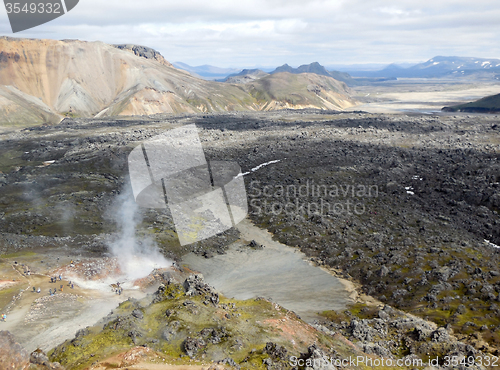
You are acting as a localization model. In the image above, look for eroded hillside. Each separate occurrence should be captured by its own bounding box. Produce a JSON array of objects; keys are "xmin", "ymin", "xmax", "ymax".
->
[{"xmin": 0, "ymin": 37, "xmax": 358, "ymax": 129}]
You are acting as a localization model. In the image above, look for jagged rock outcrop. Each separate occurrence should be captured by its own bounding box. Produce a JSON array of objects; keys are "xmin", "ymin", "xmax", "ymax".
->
[
  {"xmin": 0, "ymin": 331, "xmax": 63, "ymax": 370},
  {"xmin": 0, "ymin": 331, "xmax": 30, "ymax": 369},
  {"xmin": 114, "ymin": 44, "xmax": 173, "ymax": 67},
  {"xmin": 30, "ymin": 349, "xmax": 64, "ymax": 369}
]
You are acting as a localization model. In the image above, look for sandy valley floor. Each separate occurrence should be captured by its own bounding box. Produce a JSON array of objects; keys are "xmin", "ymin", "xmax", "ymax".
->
[{"xmin": 353, "ymin": 80, "xmax": 500, "ymax": 113}]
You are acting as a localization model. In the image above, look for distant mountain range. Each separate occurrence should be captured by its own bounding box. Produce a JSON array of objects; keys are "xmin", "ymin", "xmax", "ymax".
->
[
  {"xmin": 326, "ymin": 62, "xmax": 417, "ymax": 72},
  {"xmin": 175, "ymin": 57, "xmax": 500, "ymax": 82},
  {"xmin": 0, "ymin": 37, "xmax": 358, "ymax": 128},
  {"xmin": 349, "ymin": 56, "xmax": 500, "ymax": 79},
  {"xmin": 272, "ymin": 62, "xmax": 332, "ymax": 77},
  {"xmin": 219, "ymin": 62, "xmax": 357, "ymax": 86},
  {"xmin": 442, "ymin": 93, "xmax": 500, "ymax": 113}
]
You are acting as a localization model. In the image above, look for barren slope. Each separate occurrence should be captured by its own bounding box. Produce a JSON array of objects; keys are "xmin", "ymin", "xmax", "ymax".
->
[
  {"xmin": 0, "ymin": 37, "xmax": 358, "ymax": 128},
  {"xmin": 245, "ymin": 72, "xmax": 358, "ymax": 110},
  {"xmin": 442, "ymin": 92, "xmax": 500, "ymax": 113},
  {"xmin": 0, "ymin": 37, "xmax": 254, "ymax": 122}
]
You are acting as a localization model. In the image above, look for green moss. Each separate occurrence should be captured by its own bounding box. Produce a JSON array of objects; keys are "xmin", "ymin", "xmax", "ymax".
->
[
  {"xmin": 61, "ymin": 112, "xmax": 79, "ymax": 118},
  {"xmin": 0, "ymin": 285, "xmax": 24, "ymax": 311},
  {"xmin": 320, "ymin": 309, "xmax": 349, "ymax": 323},
  {"xmin": 50, "ymin": 281, "xmax": 386, "ymax": 370},
  {"xmin": 0, "ymin": 149, "xmax": 27, "ymax": 173},
  {"xmin": 0, "ymin": 251, "xmax": 37, "ymax": 258},
  {"xmin": 321, "ymin": 302, "xmax": 378, "ymax": 322},
  {"xmin": 50, "ymin": 328, "xmax": 133, "ymax": 370}
]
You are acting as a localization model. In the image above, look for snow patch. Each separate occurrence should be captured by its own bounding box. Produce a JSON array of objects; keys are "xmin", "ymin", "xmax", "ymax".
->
[
  {"xmin": 485, "ymin": 240, "xmax": 500, "ymax": 249},
  {"xmin": 237, "ymin": 159, "xmax": 282, "ymax": 177}
]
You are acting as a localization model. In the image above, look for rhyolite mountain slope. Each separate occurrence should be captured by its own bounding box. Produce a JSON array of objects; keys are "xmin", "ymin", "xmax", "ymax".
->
[
  {"xmin": 0, "ymin": 37, "xmax": 253, "ymax": 121},
  {"xmin": 0, "ymin": 37, "xmax": 358, "ymax": 129}
]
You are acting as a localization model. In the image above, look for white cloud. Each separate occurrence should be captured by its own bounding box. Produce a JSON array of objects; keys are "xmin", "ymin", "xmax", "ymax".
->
[{"xmin": 377, "ymin": 7, "xmax": 412, "ymax": 17}]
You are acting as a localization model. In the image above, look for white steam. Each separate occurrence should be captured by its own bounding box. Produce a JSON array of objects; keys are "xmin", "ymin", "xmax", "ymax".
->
[{"xmin": 108, "ymin": 184, "xmax": 171, "ymax": 282}]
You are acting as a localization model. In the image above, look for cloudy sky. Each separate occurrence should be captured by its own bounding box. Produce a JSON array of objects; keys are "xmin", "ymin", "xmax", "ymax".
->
[{"xmin": 1, "ymin": 0, "xmax": 499, "ymax": 68}]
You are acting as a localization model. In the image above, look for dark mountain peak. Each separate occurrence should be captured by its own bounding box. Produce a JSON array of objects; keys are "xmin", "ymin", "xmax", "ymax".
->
[
  {"xmin": 221, "ymin": 68, "xmax": 269, "ymax": 83},
  {"xmin": 273, "ymin": 63, "xmax": 294, "ymax": 73},
  {"xmin": 235, "ymin": 68, "xmax": 264, "ymax": 76},
  {"xmin": 296, "ymin": 62, "xmax": 331, "ymax": 77},
  {"xmin": 271, "ymin": 62, "xmax": 331, "ymax": 77},
  {"xmin": 268, "ymin": 62, "xmax": 355, "ymax": 85}
]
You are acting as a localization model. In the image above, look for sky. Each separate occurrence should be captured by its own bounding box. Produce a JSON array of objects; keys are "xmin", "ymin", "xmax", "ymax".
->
[{"xmin": 1, "ymin": 0, "xmax": 500, "ymax": 68}]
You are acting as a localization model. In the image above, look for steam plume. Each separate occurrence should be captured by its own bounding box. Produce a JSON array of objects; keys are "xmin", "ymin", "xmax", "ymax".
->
[{"xmin": 108, "ymin": 184, "xmax": 171, "ymax": 281}]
